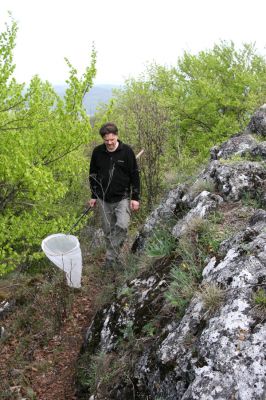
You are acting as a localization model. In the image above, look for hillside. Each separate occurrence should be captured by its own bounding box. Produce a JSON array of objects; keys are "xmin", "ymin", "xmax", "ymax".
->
[
  {"xmin": 76, "ymin": 106, "xmax": 266, "ymax": 399},
  {"xmin": 0, "ymin": 106, "xmax": 265, "ymax": 400}
]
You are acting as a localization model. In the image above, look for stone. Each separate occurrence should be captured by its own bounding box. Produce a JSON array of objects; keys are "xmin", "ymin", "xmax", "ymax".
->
[{"xmin": 247, "ymin": 104, "xmax": 266, "ymax": 136}]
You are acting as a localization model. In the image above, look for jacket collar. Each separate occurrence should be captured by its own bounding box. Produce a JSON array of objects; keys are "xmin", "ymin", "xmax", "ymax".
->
[{"xmin": 101, "ymin": 139, "xmax": 123, "ymax": 153}]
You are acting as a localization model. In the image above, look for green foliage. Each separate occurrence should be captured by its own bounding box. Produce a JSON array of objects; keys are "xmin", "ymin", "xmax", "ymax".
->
[
  {"xmin": 2, "ymin": 15, "xmax": 265, "ymax": 279},
  {"xmin": 77, "ymin": 351, "xmax": 125, "ymax": 395},
  {"xmin": 120, "ymin": 320, "xmax": 135, "ymax": 341},
  {"xmin": 165, "ymin": 216, "xmax": 228, "ymax": 313},
  {"xmin": 194, "ymin": 219, "xmax": 226, "ymax": 256},
  {"xmin": 165, "ymin": 265, "xmax": 197, "ymax": 313},
  {"xmin": 93, "ymin": 78, "xmax": 172, "ymax": 212},
  {"xmin": 253, "ymin": 288, "xmax": 266, "ymax": 309},
  {"xmin": 146, "ymin": 227, "xmax": 177, "ymax": 257},
  {"xmin": 221, "ymin": 153, "xmax": 265, "ymax": 163},
  {"xmin": 99, "ymin": 41, "xmax": 266, "ymax": 191},
  {"xmin": 117, "ymin": 285, "xmax": 134, "ymax": 299},
  {"xmin": 241, "ymin": 186, "xmax": 266, "ymax": 209},
  {"xmin": 173, "ymin": 42, "xmax": 266, "ymax": 156},
  {"xmin": 142, "ymin": 321, "xmax": 157, "ymax": 337},
  {"xmin": 0, "ymin": 18, "xmax": 97, "ymax": 274}
]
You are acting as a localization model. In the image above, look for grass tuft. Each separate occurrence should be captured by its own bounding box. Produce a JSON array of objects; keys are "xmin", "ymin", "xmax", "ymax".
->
[{"xmin": 199, "ymin": 283, "xmax": 225, "ymax": 316}]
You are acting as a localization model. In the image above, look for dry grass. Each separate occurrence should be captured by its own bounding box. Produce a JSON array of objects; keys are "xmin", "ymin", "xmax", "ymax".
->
[
  {"xmin": 199, "ymin": 283, "xmax": 225, "ymax": 316},
  {"xmin": 189, "ymin": 178, "xmax": 216, "ymax": 197}
]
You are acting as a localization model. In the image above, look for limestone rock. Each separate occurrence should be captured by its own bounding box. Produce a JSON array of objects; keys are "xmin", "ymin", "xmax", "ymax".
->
[
  {"xmin": 247, "ymin": 104, "xmax": 266, "ymax": 136},
  {"xmin": 77, "ymin": 107, "xmax": 266, "ymax": 400},
  {"xmin": 210, "ymin": 133, "xmax": 259, "ymax": 160},
  {"xmin": 172, "ymin": 191, "xmax": 223, "ymax": 238},
  {"xmin": 209, "ymin": 161, "xmax": 266, "ymax": 201}
]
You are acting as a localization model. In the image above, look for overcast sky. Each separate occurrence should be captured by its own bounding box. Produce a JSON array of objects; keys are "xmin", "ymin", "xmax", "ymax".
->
[{"xmin": 0, "ymin": 0, "xmax": 266, "ymax": 85}]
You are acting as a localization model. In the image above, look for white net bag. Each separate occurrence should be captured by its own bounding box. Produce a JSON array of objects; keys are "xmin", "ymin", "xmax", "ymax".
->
[{"xmin": 41, "ymin": 233, "xmax": 83, "ymax": 288}]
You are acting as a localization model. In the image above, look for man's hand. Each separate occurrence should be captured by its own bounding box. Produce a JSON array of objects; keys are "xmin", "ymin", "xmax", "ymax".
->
[
  {"xmin": 130, "ymin": 200, "xmax": 140, "ymax": 211},
  {"xmin": 88, "ymin": 199, "xmax": 97, "ymax": 207}
]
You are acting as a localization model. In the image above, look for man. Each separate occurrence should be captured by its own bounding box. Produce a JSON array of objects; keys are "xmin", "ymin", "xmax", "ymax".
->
[{"xmin": 88, "ymin": 122, "xmax": 140, "ymax": 268}]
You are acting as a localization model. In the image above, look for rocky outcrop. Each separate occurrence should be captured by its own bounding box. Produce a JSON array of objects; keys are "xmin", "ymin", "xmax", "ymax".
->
[
  {"xmin": 247, "ymin": 104, "xmax": 266, "ymax": 136},
  {"xmin": 172, "ymin": 191, "xmax": 223, "ymax": 238},
  {"xmin": 83, "ymin": 256, "xmax": 174, "ymax": 354},
  {"xmin": 209, "ymin": 161, "xmax": 266, "ymax": 201},
  {"xmin": 76, "ymin": 107, "xmax": 266, "ymax": 400},
  {"xmin": 153, "ymin": 209, "xmax": 266, "ymax": 400}
]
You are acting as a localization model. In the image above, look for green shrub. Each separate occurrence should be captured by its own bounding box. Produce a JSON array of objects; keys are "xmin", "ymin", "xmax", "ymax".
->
[
  {"xmin": 0, "ymin": 18, "xmax": 96, "ymax": 274},
  {"xmin": 146, "ymin": 228, "xmax": 176, "ymax": 257},
  {"xmin": 77, "ymin": 351, "xmax": 126, "ymax": 396},
  {"xmin": 165, "ymin": 215, "xmax": 229, "ymax": 314},
  {"xmin": 165, "ymin": 265, "xmax": 197, "ymax": 313},
  {"xmin": 253, "ymin": 288, "xmax": 266, "ymax": 309}
]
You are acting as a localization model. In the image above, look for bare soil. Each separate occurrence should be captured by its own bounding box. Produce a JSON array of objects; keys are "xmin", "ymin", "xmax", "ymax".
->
[{"xmin": 0, "ymin": 252, "xmax": 110, "ymax": 400}]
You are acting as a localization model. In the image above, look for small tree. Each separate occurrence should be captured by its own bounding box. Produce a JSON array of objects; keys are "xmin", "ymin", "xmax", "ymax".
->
[
  {"xmin": 0, "ymin": 17, "xmax": 97, "ymax": 274},
  {"xmin": 94, "ymin": 79, "xmax": 171, "ymax": 213},
  {"xmin": 151, "ymin": 42, "xmax": 266, "ymax": 168},
  {"xmin": 92, "ymin": 42, "xmax": 266, "ymax": 213}
]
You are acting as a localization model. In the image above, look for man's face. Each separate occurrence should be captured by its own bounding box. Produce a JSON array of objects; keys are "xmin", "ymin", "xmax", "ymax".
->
[{"xmin": 103, "ymin": 133, "xmax": 118, "ymax": 151}]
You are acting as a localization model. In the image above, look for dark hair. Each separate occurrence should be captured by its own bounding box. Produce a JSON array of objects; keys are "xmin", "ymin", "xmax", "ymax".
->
[{"xmin": 99, "ymin": 122, "xmax": 118, "ymax": 137}]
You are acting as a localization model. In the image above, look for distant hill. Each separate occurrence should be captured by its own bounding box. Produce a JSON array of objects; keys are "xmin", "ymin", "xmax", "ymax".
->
[{"xmin": 53, "ymin": 84, "xmax": 121, "ymax": 115}]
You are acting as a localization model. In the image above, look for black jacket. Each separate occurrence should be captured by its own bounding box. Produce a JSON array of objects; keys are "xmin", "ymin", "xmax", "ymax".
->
[{"xmin": 89, "ymin": 141, "xmax": 140, "ymax": 203}]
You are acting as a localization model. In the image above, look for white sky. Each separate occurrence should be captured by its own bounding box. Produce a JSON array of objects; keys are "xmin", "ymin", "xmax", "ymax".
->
[{"xmin": 0, "ymin": 0, "xmax": 266, "ymax": 85}]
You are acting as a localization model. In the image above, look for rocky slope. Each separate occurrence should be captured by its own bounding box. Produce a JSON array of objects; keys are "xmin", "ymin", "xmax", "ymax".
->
[{"xmin": 76, "ymin": 106, "xmax": 266, "ymax": 400}]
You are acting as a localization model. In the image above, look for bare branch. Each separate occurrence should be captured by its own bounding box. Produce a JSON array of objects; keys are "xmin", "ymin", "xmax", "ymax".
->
[
  {"xmin": 181, "ymin": 111, "xmax": 212, "ymax": 132},
  {"xmin": 43, "ymin": 142, "xmax": 83, "ymax": 166},
  {"xmin": 0, "ymin": 115, "xmax": 52, "ymax": 132},
  {"xmin": 0, "ymin": 98, "xmax": 26, "ymax": 113}
]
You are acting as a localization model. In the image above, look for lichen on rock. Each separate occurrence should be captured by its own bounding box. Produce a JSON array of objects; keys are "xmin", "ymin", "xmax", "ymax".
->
[{"xmin": 76, "ymin": 107, "xmax": 266, "ymax": 400}]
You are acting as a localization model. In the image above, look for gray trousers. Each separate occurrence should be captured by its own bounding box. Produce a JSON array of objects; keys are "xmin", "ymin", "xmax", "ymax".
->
[{"xmin": 98, "ymin": 199, "xmax": 131, "ymax": 261}]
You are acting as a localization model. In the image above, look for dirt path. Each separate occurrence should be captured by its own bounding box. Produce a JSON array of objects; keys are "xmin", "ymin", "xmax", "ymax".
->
[
  {"xmin": 0, "ymin": 255, "xmax": 108, "ymax": 400},
  {"xmin": 29, "ymin": 281, "xmax": 99, "ymax": 400}
]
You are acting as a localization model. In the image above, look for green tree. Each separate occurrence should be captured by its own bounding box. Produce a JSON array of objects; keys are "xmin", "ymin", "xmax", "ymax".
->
[
  {"xmin": 0, "ymin": 18, "xmax": 97, "ymax": 274},
  {"xmin": 92, "ymin": 42, "xmax": 266, "ymax": 217},
  {"xmin": 149, "ymin": 42, "xmax": 266, "ymax": 169}
]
